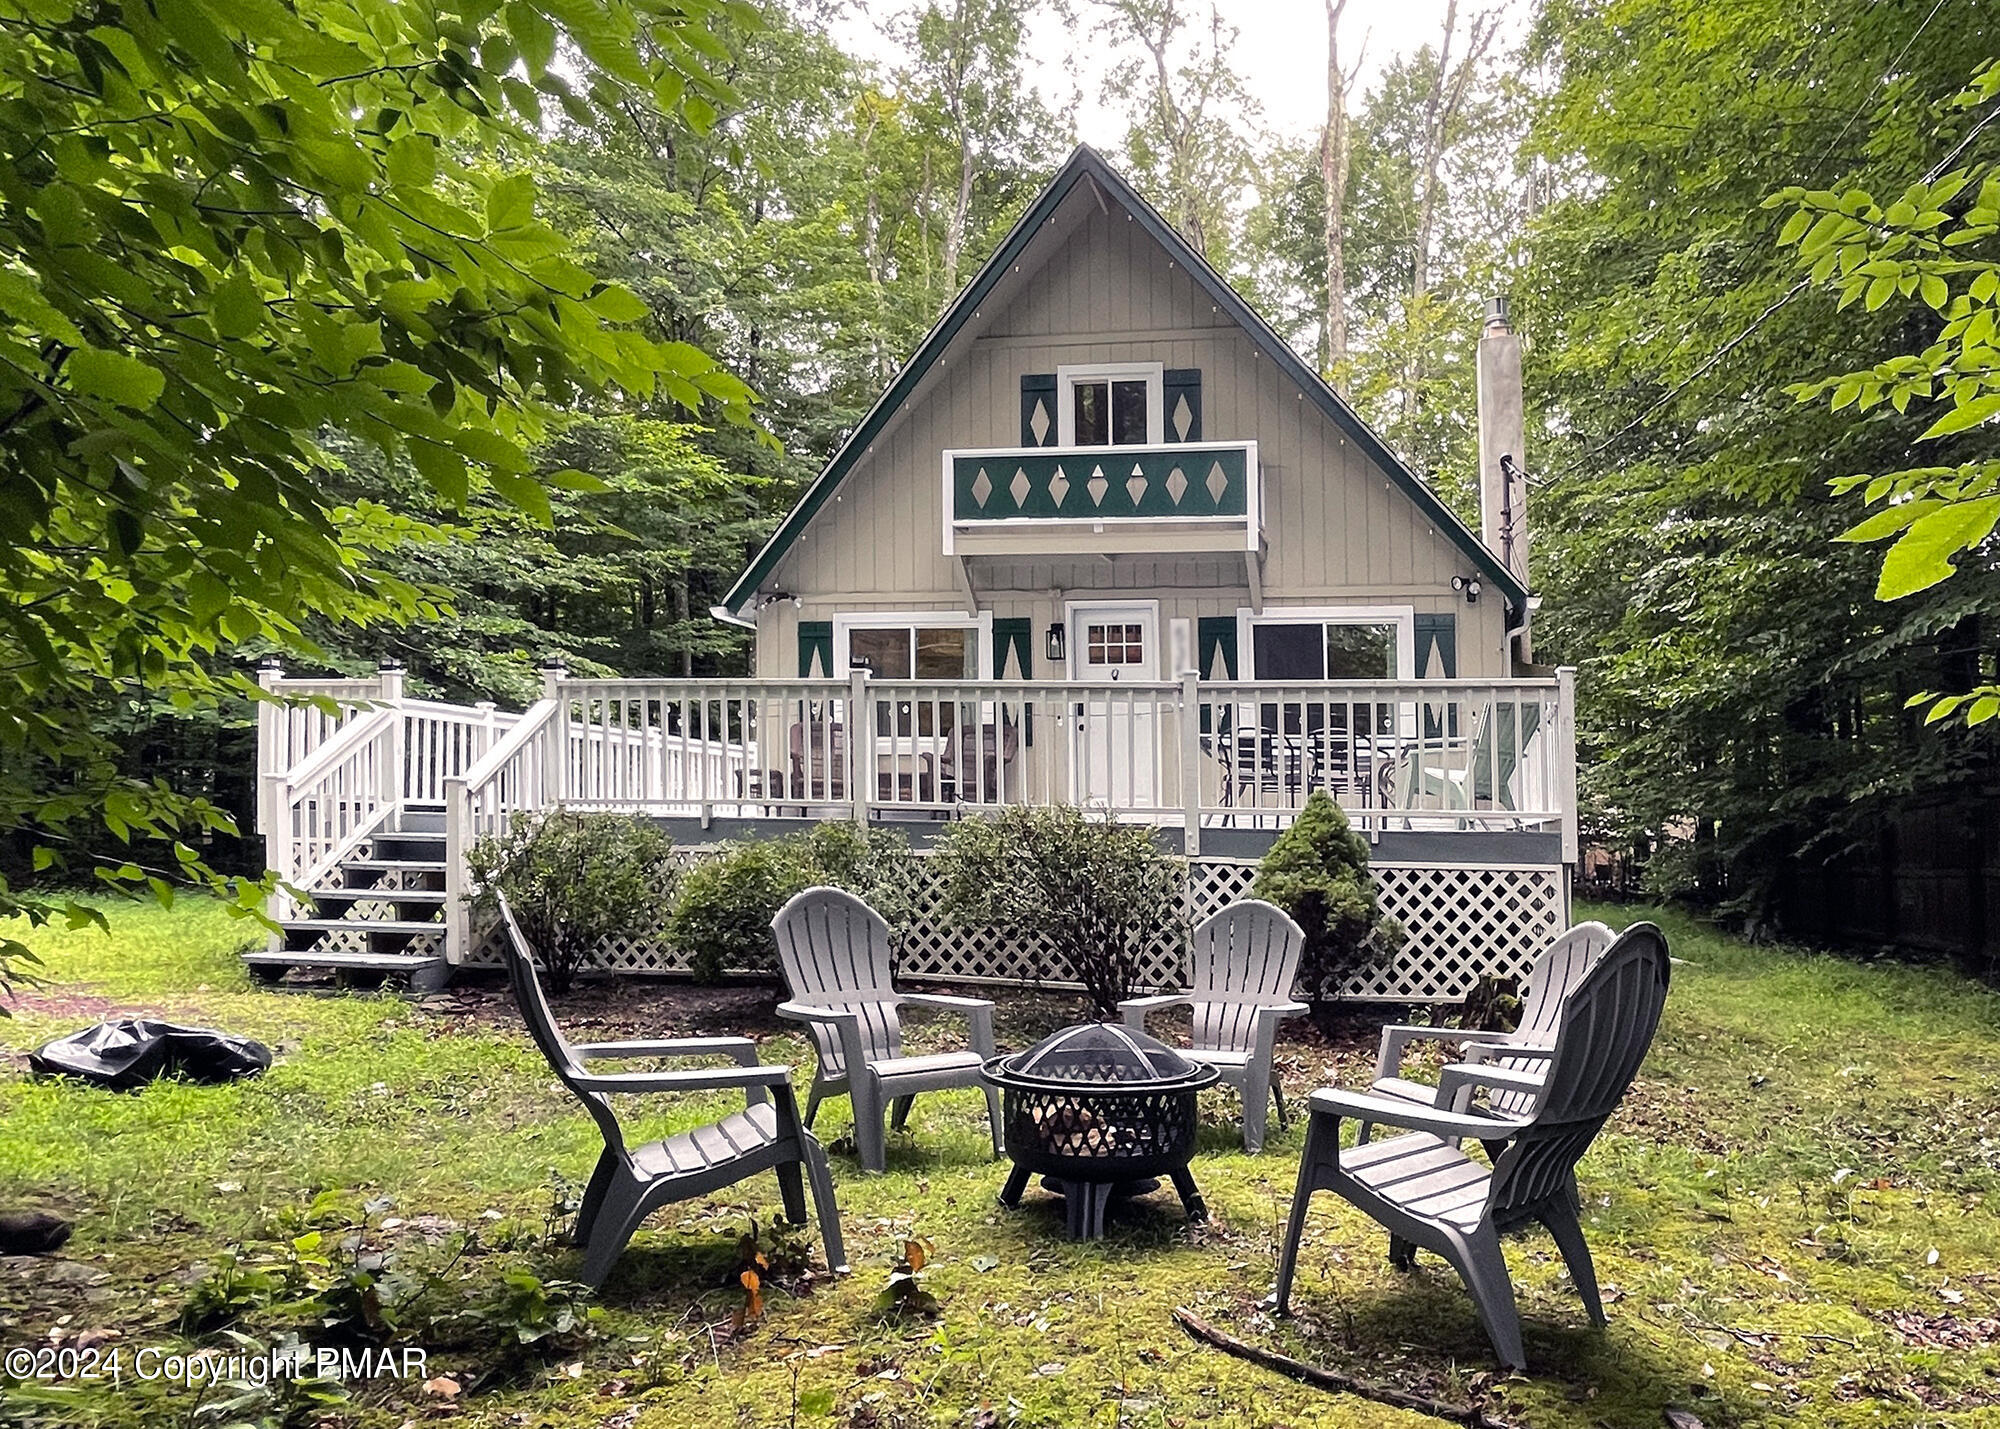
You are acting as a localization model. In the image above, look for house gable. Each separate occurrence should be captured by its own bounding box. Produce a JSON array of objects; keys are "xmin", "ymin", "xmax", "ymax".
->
[{"xmin": 717, "ymin": 146, "xmax": 1525, "ymax": 624}]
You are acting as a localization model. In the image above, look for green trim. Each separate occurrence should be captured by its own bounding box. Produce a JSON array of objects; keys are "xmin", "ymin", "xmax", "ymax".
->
[
  {"xmin": 797, "ymin": 620, "xmax": 832, "ymax": 678},
  {"xmin": 719, "ymin": 146, "xmax": 1528, "ymax": 617},
  {"xmin": 954, "ymin": 446, "xmax": 1247, "ymax": 521},
  {"xmin": 992, "ymin": 616, "xmax": 1033, "ymax": 678}
]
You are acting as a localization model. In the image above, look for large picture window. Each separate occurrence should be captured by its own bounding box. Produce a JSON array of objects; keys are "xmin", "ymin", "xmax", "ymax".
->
[
  {"xmin": 1251, "ymin": 621, "xmax": 1397, "ymax": 681},
  {"xmin": 1241, "ymin": 607, "xmax": 1415, "ymax": 681},
  {"xmin": 834, "ymin": 613, "xmax": 990, "ymax": 737},
  {"xmin": 846, "ymin": 625, "xmax": 977, "ymax": 680},
  {"xmin": 1239, "ymin": 607, "xmax": 1415, "ymax": 744},
  {"xmin": 1056, "ymin": 362, "xmax": 1163, "ymax": 447}
]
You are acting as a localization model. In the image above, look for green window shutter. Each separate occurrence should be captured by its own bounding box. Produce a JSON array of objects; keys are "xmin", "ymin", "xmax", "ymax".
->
[
  {"xmin": 1414, "ymin": 612, "xmax": 1457, "ymax": 678},
  {"xmin": 1196, "ymin": 615, "xmax": 1236, "ymax": 736},
  {"xmin": 992, "ymin": 617, "xmax": 1033, "ymax": 679},
  {"xmin": 1196, "ymin": 617, "xmax": 1237, "ymax": 680},
  {"xmin": 798, "ymin": 620, "xmax": 833, "ymax": 678},
  {"xmin": 1021, "ymin": 373, "xmax": 1057, "ymax": 447},
  {"xmin": 1414, "ymin": 612, "xmax": 1457, "ymax": 740},
  {"xmin": 1163, "ymin": 368, "xmax": 1202, "ymax": 442}
]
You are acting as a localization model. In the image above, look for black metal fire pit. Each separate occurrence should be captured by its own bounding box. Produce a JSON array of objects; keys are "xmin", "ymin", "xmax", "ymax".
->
[{"xmin": 980, "ymin": 1022, "xmax": 1220, "ymax": 1240}]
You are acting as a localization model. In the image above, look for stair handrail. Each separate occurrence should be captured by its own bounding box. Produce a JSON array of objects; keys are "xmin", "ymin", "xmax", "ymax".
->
[
  {"xmin": 442, "ymin": 695, "xmax": 566, "ymax": 962},
  {"xmin": 262, "ymin": 700, "xmax": 404, "ymax": 921}
]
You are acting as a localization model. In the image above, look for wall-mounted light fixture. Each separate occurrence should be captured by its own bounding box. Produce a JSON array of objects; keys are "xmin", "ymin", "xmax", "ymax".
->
[
  {"xmin": 1045, "ymin": 622, "xmax": 1067, "ymax": 664},
  {"xmin": 1451, "ymin": 575, "xmax": 1483, "ymax": 605}
]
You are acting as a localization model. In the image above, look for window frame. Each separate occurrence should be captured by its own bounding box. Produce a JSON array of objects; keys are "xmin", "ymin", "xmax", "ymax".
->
[
  {"xmin": 1236, "ymin": 605, "xmax": 1416, "ymax": 681},
  {"xmin": 1055, "ymin": 361, "xmax": 1164, "ymax": 448}
]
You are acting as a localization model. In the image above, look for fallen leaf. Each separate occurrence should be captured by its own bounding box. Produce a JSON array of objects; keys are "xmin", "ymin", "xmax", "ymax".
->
[
  {"xmin": 421, "ymin": 1377, "xmax": 460, "ymax": 1399},
  {"xmin": 970, "ymin": 1254, "xmax": 1000, "ymax": 1273},
  {"xmin": 1664, "ymin": 1409, "xmax": 1707, "ymax": 1429}
]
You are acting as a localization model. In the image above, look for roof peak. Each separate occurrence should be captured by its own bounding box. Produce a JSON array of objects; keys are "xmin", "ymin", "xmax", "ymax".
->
[{"xmin": 718, "ymin": 145, "xmax": 1528, "ymax": 617}]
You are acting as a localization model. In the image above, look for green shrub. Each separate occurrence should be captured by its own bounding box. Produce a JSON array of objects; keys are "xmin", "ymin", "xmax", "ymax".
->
[
  {"xmin": 669, "ymin": 823, "xmax": 916, "ymax": 983},
  {"xmin": 1251, "ymin": 791, "xmax": 1403, "ymax": 1019},
  {"xmin": 467, "ymin": 810, "xmax": 676, "ymax": 993},
  {"xmin": 670, "ymin": 838, "xmax": 810, "ymax": 983},
  {"xmin": 933, "ymin": 804, "xmax": 1182, "ymax": 1016}
]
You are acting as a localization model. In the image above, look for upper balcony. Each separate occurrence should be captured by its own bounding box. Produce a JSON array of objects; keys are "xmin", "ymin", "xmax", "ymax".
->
[{"xmin": 941, "ymin": 441, "xmax": 1261, "ymax": 559}]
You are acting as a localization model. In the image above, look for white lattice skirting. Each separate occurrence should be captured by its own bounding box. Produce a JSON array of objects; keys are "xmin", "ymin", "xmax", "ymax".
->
[{"xmin": 465, "ymin": 853, "xmax": 1568, "ymax": 1004}]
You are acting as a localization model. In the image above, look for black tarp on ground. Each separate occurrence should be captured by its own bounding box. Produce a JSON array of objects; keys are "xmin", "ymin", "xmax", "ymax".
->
[{"xmin": 29, "ymin": 1019, "xmax": 272, "ymax": 1090}]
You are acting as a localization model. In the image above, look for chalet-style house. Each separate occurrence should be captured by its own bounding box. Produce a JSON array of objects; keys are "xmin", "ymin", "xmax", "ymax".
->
[{"xmin": 251, "ymin": 147, "xmax": 1575, "ymax": 1001}]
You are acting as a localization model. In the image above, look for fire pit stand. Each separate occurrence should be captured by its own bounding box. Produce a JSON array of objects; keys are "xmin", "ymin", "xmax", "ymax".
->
[{"xmin": 980, "ymin": 1023, "xmax": 1220, "ymax": 1240}]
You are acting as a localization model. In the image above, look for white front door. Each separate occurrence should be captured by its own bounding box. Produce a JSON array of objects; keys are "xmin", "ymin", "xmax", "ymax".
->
[{"xmin": 1067, "ymin": 602, "xmax": 1160, "ymax": 809}]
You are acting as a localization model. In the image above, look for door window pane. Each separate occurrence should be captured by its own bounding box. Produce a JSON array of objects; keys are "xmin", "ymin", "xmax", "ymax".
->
[
  {"xmin": 1086, "ymin": 621, "xmax": 1146, "ymax": 666},
  {"xmin": 1111, "ymin": 380, "xmax": 1148, "ymax": 444},
  {"xmin": 1073, "ymin": 381, "xmax": 1109, "ymax": 445},
  {"xmin": 1324, "ymin": 624, "xmax": 1396, "ymax": 679}
]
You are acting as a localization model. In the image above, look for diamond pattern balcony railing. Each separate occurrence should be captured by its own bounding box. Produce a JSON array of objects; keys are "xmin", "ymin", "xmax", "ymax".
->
[{"xmin": 949, "ymin": 443, "xmax": 1254, "ymax": 523}]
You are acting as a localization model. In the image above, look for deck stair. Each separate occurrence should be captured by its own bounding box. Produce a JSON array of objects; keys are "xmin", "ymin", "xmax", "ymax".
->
[{"xmin": 246, "ymin": 804, "xmax": 454, "ymax": 991}]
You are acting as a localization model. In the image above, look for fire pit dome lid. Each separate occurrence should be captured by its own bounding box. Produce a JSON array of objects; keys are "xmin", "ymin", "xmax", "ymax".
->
[{"xmin": 989, "ymin": 1021, "xmax": 1213, "ymax": 1089}]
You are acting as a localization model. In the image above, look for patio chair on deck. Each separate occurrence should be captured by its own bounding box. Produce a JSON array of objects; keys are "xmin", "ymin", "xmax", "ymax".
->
[
  {"xmin": 1268, "ymin": 922, "xmax": 1671, "ymax": 1369},
  {"xmin": 780, "ymin": 716, "xmax": 847, "ymax": 808},
  {"xmin": 772, "ymin": 887, "xmax": 1003, "ymax": 1173},
  {"xmin": 1119, "ymin": 900, "xmax": 1307, "ymax": 1152},
  {"xmin": 936, "ymin": 708, "xmax": 1019, "ymax": 806},
  {"xmin": 1367, "ymin": 921, "xmax": 1616, "ymax": 1126},
  {"xmin": 495, "ymin": 896, "xmax": 847, "ymax": 1287}
]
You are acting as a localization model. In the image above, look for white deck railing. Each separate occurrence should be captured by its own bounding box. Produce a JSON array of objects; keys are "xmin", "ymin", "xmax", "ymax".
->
[{"xmin": 256, "ymin": 664, "xmax": 1577, "ymax": 962}]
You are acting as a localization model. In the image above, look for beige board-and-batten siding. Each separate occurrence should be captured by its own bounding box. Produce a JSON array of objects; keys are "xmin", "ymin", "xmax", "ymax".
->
[
  {"xmin": 753, "ymin": 189, "xmax": 1509, "ymax": 680},
  {"xmin": 462, "ymin": 850, "xmax": 1568, "ymax": 1004}
]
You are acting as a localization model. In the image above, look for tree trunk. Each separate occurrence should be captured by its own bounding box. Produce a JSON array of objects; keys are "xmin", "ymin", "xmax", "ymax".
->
[
  {"xmin": 941, "ymin": 0, "xmax": 975, "ymax": 296},
  {"xmin": 1402, "ymin": 0, "xmax": 1496, "ymax": 424},
  {"xmin": 675, "ymin": 578, "xmax": 692, "ymax": 677},
  {"xmin": 1320, "ymin": 0, "xmax": 1352, "ymax": 376},
  {"xmin": 1138, "ymin": 5, "xmax": 1205, "ymax": 257},
  {"xmin": 857, "ymin": 110, "xmax": 889, "ymax": 383}
]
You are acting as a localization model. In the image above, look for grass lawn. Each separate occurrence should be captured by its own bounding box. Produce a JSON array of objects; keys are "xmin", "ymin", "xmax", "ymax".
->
[{"xmin": 4, "ymin": 900, "xmax": 2000, "ymax": 1428}]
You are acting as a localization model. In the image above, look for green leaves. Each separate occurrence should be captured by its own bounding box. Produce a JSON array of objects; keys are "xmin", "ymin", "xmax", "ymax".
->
[
  {"xmin": 0, "ymin": 0, "xmax": 759, "ymax": 961},
  {"xmin": 485, "ymin": 173, "xmax": 537, "ymax": 234},
  {"xmin": 65, "ymin": 347, "xmax": 166, "ymax": 409},
  {"xmin": 1778, "ymin": 60, "xmax": 2000, "ymax": 637},
  {"xmin": 1871, "ymin": 497, "xmax": 2000, "ymax": 600},
  {"xmin": 211, "ymin": 270, "xmax": 265, "ymax": 339}
]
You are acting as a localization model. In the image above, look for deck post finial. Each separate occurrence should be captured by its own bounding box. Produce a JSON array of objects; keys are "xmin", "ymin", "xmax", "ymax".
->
[{"xmin": 541, "ymin": 655, "xmax": 568, "ymax": 701}]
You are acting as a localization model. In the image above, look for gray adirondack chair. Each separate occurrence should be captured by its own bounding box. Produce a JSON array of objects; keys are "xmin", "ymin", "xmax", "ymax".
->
[
  {"xmin": 1269, "ymin": 922, "xmax": 1670, "ymax": 1369},
  {"xmin": 495, "ymin": 897, "xmax": 847, "ymax": 1287},
  {"xmin": 1119, "ymin": 900, "xmax": 1307, "ymax": 1152},
  {"xmin": 772, "ymin": 887, "xmax": 1003, "ymax": 1174},
  {"xmin": 1369, "ymin": 921, "xmax": 1616, "ymax": 1120}
]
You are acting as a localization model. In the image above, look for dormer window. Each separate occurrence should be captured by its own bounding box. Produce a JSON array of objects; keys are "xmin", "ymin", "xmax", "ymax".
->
[{"xmin": 1057, "ymin": 362, "xmax": 1163, "ymax": 446}]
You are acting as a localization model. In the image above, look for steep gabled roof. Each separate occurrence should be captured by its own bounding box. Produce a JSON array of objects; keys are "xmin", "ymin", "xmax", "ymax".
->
[{"xmin": 716, "ymin": 145, "xmax": 1526, "ymax": 620}]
